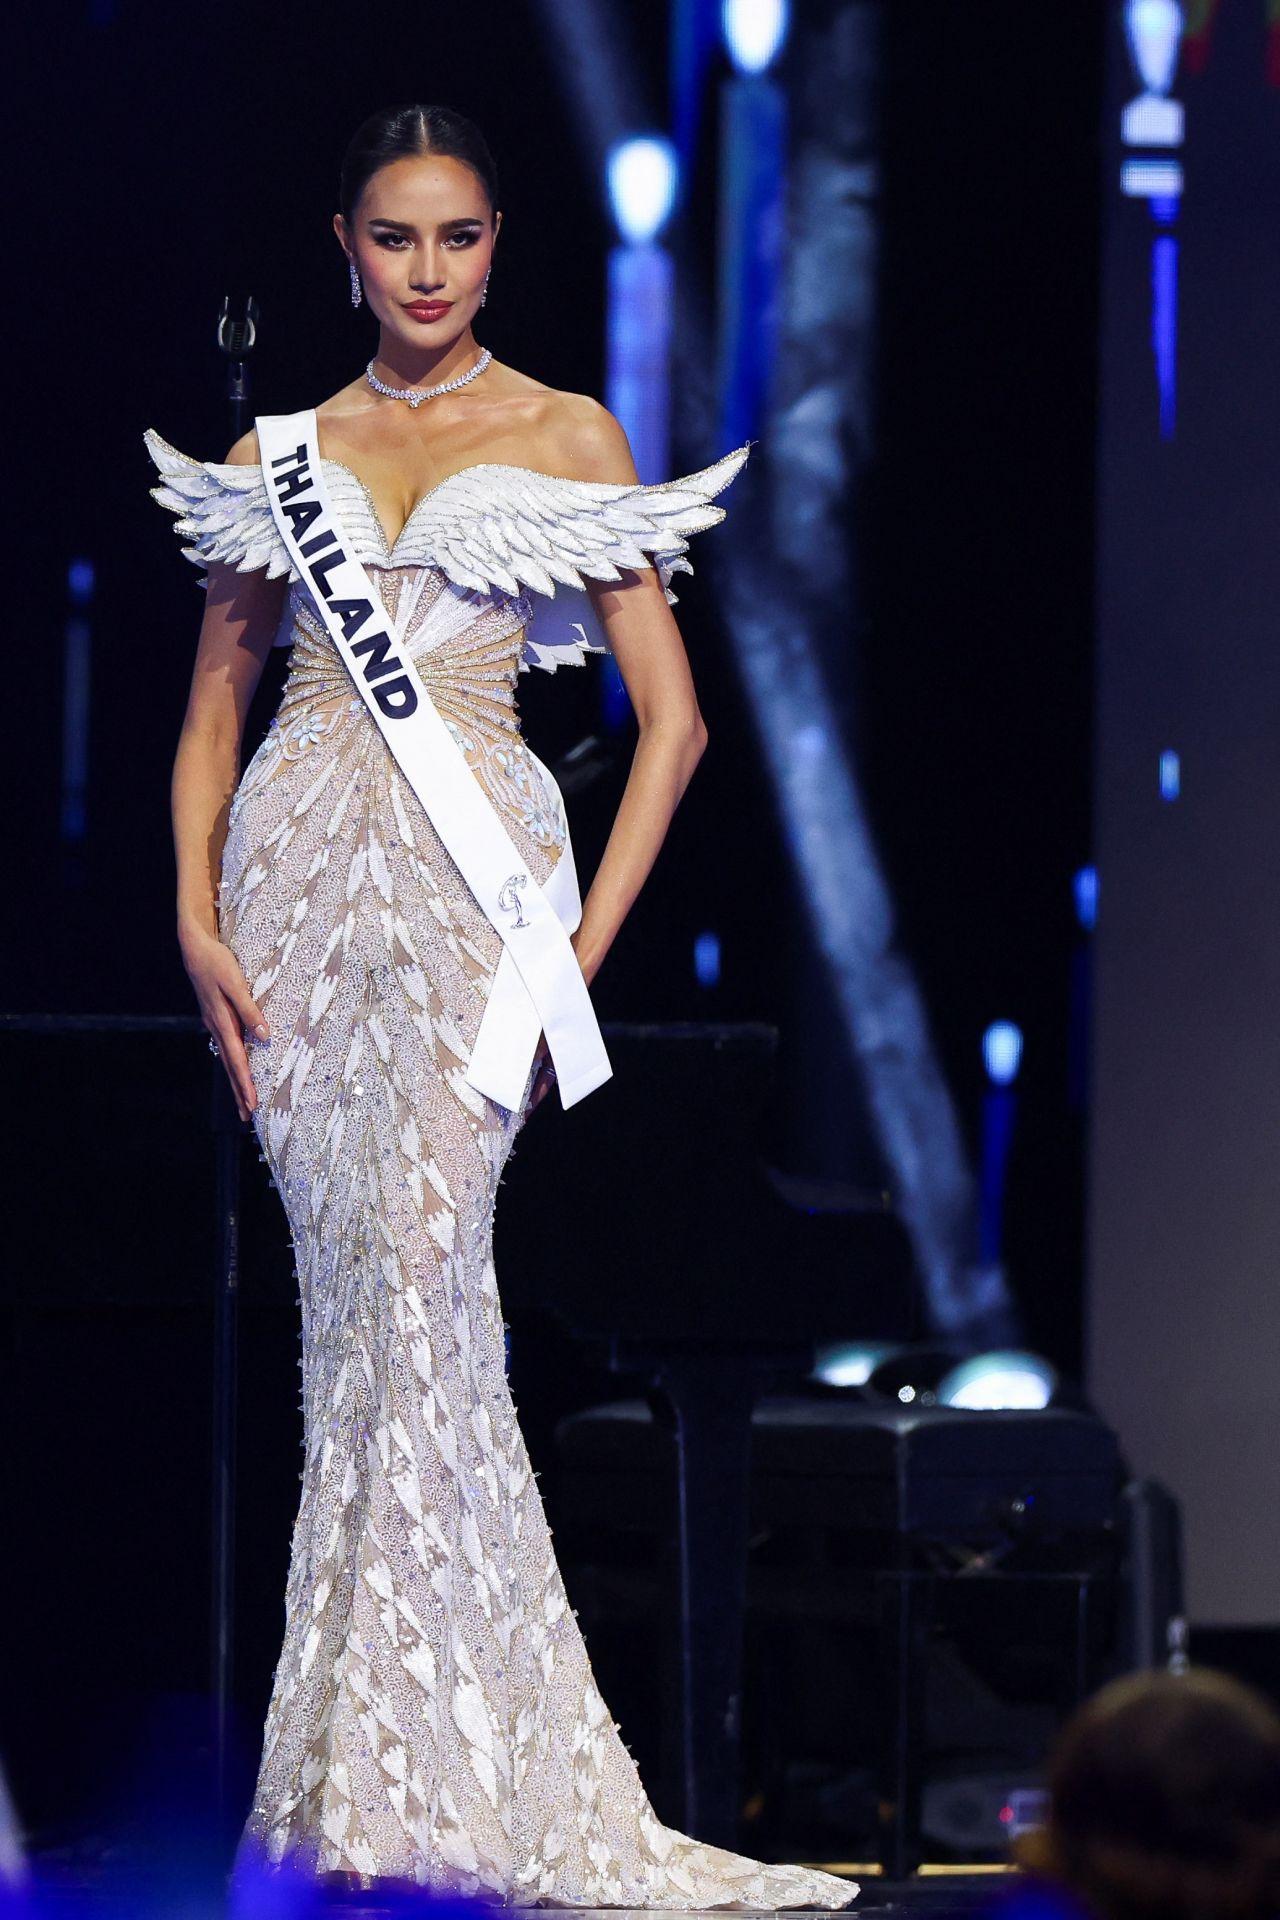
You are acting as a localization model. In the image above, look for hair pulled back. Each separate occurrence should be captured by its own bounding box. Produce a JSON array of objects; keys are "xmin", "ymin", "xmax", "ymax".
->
[{"xmin": 339, "ymin": 104, "xmax": 500, "ymax": 226}]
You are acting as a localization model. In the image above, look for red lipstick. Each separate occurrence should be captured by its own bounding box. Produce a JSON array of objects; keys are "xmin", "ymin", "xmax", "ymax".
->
[{"xmin": 403, "ymin": 301, "xmax": 452, "ymax": 322}]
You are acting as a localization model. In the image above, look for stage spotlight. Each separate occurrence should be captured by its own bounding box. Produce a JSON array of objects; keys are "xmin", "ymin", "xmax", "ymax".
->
[
  {"xmin": 1122, "ymin": 0, "xmax": 1185, "ymax": 147},
  {"xmin": 722, "ymin": 0, "xmax": 789, "ymax": 74},
  {"xmin": 813, "ymin": 1340, "xmax": 900, "ymax": 1388},
  {"xmin": 1073, "ymin": 865, "xmax": 1098, "ymax": 931},
  {"xmin": 867, "ymin": 1346, "xmax": 959, "ymax": 1406},
  {"xmin": 1160, "ymin": 748, "xmax": 1181, "ymax": 800},
  {"xmin": 606, "ymin": 136, "xmax": 678, "ymax": 246},
  {"xmin": 693, "ymin": 930, "xmax": 722, "ymax": 987},
  {"xmin": 937, "ymin": 1350, "xmax": 1059, "ymax": 1411},
  {"xmin": 983, "ymin": 1021, "xmax": 1023, "ymax": 1088}
]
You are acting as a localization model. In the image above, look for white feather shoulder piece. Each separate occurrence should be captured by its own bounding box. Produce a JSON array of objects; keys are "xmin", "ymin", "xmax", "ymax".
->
[
  {"xmin": 141, "ymin": 425, "xmax": 753, "ymax": 669},
  {"xmin": 406, "ymin": 443, "xmax": 753, "ymax": 597},
  {"xmin": 142, "ymin": 428, "xmax": 298, "ymax": 587},
  {"xmin": 414, "ymin": 442, "xmax": 754, "ymax": 672}
]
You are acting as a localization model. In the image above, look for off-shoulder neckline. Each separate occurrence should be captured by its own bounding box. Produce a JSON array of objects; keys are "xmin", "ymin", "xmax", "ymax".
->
[
  {"xmin": 300, "ymin": 410, "xmax": 748, "ymax": 561},
  {"xmin": 314, "ymin": 406, "xmax": 691, "ymax": 559},
  {"xmin": 144, "ymin": 418, "xmax": 753, "ymax": 567},
  {"xmin": 314, "ymin": 449, "xmax": 598, "ymax": 561}
]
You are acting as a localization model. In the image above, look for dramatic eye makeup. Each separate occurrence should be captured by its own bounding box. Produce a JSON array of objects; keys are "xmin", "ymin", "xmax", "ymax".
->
[{"xmin": 369, "ymin": 222, "xmax": 484, "ymax": 250}]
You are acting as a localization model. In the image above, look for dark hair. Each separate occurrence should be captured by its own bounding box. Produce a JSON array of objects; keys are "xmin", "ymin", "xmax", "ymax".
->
[
  {"xmin": 1014, "ymin": 1668, "xmax": 1280, "ymax": 1920},
  {"xmin": 338, "ymin": 104, "xmax": 500, "ymax": 226}
]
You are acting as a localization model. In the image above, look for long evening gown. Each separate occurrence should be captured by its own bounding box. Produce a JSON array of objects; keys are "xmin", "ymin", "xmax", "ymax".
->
[{"xmin": 143, "ymin": 415, "xmax": 858, "ymax": 1911}]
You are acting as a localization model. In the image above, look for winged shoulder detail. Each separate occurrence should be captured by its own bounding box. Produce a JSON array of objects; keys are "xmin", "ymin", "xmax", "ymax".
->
[
  {"xmin": 142, "ymin": 428, "xmax": 297, "ymax": 588},
  {"xmin": 141, "ymin": 424, "xmax": 754, "ymax": 639},
  {"xmin": 418, "ymin": 441, "xmax": 754, "ymax": 606}
]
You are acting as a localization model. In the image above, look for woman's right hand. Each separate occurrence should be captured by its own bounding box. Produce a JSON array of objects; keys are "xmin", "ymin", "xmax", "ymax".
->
[{"xmin": 180, "ymin": 923, "xmax": 271, "ymax": 1124}]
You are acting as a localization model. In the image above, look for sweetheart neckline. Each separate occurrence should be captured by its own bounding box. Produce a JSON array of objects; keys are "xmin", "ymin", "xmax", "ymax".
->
[
  {"xmin": 315, "ymin": 451, "xmax": 493, "ymax": 560},
  {"xmin": 161, "ymin": 418, "xmax": 639, "ymax": 563},
  {"xmin": 144, "ymin": 417, "xmax": 753, "ymax": 570},
  {"xmin": 311, "ymin": 410, "xmax": 642, "ymax": 560}
]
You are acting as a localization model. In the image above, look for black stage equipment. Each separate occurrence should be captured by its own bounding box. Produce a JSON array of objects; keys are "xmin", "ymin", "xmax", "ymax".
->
[
  {"xmin": 1115, "ymin": 1475, "xmax": 1185, "ymax": 1673},
  {"xmin": 0, "ymin": 1014, "xmax": 227, "ymax": 1836},
  {"xmin": 553, "ymin": 1393, "xmax": 1125, "ymax": 1876},
  {"xmin": 216, "ymin": 293, "xmax": 259, "ymax": 446}
]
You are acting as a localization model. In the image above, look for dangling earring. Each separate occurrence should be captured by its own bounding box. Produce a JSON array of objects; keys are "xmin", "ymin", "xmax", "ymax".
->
[
  {"xmin": 480, "ymin": 264, "xmax": 491, "ymax": 308},
  {"xmin": 349, "ymin": 258, "xmax": 363, "ymax": 309}
]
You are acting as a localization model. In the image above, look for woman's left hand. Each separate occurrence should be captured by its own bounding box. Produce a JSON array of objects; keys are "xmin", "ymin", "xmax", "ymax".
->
[
  {"xmin": 526, "ymin": 939, "xmax": 593, "ymax": 1112},
  {"xmin": 526, "ymin": 1036, "xmax": 556, "ymax": 1113}
]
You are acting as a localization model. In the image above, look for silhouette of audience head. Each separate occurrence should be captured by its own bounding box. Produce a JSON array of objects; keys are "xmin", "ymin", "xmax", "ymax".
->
[{"xmin": 1012, "ymin": 1667, "xmax": 1280, "ymax": 1920}]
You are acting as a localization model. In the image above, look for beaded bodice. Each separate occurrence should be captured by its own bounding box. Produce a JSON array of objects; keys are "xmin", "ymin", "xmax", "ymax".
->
[
  {"xmin": 142, "ymin": 426, "xmax": 751, "ymax": 658},
  {"xmin": 257, "ymin": 568, "xmax": 567, "ymax": 851},
  {"xmin": 143, "ymin": 424, "xmax": 752, "ymax": 845}
]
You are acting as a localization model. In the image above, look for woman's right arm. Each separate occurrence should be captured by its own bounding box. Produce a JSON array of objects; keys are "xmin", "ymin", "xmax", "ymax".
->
[{"xmin": 172, "ymin": 429, "xmax": 287, "ymax": 1122}]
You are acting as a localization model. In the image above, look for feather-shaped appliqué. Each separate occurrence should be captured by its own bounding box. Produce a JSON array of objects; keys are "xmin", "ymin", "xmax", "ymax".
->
[
  {"xmin": 142, "ymin": 425, "xmax": 752, "ymax": 670},
  {"xmin": 451, "ymin": 446, "xmax": 752, "ymax": 674},
  {"xmin": 175, "ymin": 413, "xmax": 856, "ymax": 1906},
  {"xmin": 409, "ymin": 444, "xmax": 753, "ymax": 609},
  {"xmin": 142, "ymin": 429, "xmax": 299, "ymax": 588}
]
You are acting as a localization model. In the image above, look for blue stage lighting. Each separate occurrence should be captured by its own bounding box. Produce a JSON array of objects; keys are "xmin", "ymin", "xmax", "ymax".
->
[
  {"xmin": 1121, "ymin": 158, "xmax": 1184, "ymax": 197},
  {"xmin": 606, "ymin": 137, "xmax": 678, "ymax": 246},
  {"xmin": 937, "ymin": 1350, "xmax": 1058, "ymax": 1411},
  {"xmin": 67, "ymin": 557, "xmax": 95, "ymax": 603},
  {"xmin": 983, "ymin": 1021, "xmax": 1024, "ymax": 1088},
  {"xmin": 1160, "ymin": 748, "xmax": 1180, "ymax": 800},
  {"xmin": 813, "ymin": 1341, "xmax": 901, "ymax": 1388},
  {"xmin": 1073, "ymin": 865, "xmax": 1099, "ymax": 932},
  {"xmin": 693, "ymin": 930, "xmax": 722, "ymax": 987},
  {"xmin": 1122, "ymin": 0, "xmax": 1184, "ymax": 147},
  {"xmin": 722, "ymin": 0, "xmax": 789, "ymax": 74}
]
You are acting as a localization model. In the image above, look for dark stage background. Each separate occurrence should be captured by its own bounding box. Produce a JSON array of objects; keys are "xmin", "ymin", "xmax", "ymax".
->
[
  {"xmin": 1088, "ymin": 0, "xmax": 1280, "ymax": 1625},
  {"xmin": 1, "ymin": 0, "xmax": 1104, "ymax": 1859}
]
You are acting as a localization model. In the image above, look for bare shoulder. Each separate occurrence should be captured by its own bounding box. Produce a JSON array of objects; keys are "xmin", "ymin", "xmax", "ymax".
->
[
  {"xmin": 471, "ymin": 363, "xmax": 639, "ymax": 482},
  {"xmin": 313, "ymin": 371, "xmax": 378, "ymax": 429},
  {"xmin": 537, "ymin": 392, "xmax": 640, "ymax": 485},
  {"xmin": 222, "ymin": 426, "xmax": 262, "ymax": 466},
  {"xmin": 221, "ymin": 375, "xmax": 363, "ymax": 461}
]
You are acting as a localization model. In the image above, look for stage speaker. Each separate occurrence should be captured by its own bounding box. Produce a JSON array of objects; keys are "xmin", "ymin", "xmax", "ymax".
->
[{"xmin": 1115, "ymin": 1476, "xmax": 1185, "ymax": 1672}]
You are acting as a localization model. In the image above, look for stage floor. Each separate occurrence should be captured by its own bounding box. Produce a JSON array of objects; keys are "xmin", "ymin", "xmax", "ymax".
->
[
  {"xmin": 21, "ymin": 1877, "xmax": 1014, "ymax": 1919},
  {"xmin": 22, "ymin": 1836, "xmax": 1015, "ymax": 1918}
]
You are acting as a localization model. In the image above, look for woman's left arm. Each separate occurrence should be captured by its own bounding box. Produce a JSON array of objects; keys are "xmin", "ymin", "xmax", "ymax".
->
[
  {"xmin": 556, "ymin": 402, "xmax": 710, "ymax": 990},
  {"xmin": 573, "ymin": 566, "xmax": 708, "ymax": 988}
]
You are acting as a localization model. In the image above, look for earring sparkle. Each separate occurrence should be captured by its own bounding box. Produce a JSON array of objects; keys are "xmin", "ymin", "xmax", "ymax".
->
[
  {"xmin": 480, "ymin": 265, "xmax": 491, "ymax": 309},
  {"xmin": 349, "ymin": 259, "xmax": 362, "ymax": 308}
]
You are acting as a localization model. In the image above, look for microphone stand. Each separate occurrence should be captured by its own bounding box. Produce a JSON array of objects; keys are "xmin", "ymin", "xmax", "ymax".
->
[
  {"xmin": 220, "ymin": 292, "xmax": 258, "ymax": 447},
  {"xmin": 210, "ymin": 293, "xmax": 258, "ymax": 1843}
]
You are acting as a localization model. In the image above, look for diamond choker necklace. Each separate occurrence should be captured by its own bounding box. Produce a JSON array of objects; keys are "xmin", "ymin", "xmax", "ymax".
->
[{"xmin": 365, "ymin": 348, "xmax": 492, "ymax": 409}]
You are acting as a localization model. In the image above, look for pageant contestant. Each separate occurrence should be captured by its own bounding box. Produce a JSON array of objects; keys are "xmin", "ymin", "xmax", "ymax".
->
[{"xmin": 146, "ymin": 102, "xmax": 857, "ymax": 1909}]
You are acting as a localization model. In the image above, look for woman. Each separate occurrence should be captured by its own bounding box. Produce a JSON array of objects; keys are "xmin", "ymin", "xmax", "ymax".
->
[{"xmin": 145, "ymin": 104, "xmax": 857, "ymax": 1910}]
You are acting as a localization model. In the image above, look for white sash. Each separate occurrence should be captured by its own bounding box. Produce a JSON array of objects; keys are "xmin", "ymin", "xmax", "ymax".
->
[{"xmin": 254, "ymin": 409, "xmax": 612, "ymax": 1112}]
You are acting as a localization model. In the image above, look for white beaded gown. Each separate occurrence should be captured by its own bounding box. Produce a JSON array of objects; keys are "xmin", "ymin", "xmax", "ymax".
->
[{"xmin": 143, "ymin": 416, "xmax": 858, "ymax": 1911}]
